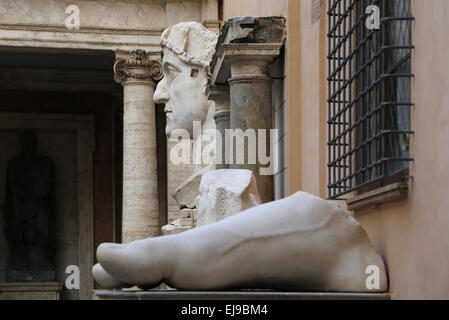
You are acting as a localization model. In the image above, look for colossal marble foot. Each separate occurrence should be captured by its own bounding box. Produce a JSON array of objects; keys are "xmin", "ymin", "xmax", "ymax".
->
[
  {"xmin": 93, "ymin": 191, "xmax": 388, "ymax": 292},
  {"xmin": 92, "ymin": 263, "xmax": 131, "ymax": 289}
]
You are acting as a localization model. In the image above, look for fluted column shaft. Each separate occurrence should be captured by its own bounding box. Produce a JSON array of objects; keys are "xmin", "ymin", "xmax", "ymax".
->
[{"xmin": 114, "ymin": 50, "xmax": 163, "ymax": 243}]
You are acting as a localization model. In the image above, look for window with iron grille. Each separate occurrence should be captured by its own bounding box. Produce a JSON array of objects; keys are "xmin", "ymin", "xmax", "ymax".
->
[{"xmin": 327, "ymin": 0, "xmax": 414, "ymax": 199}]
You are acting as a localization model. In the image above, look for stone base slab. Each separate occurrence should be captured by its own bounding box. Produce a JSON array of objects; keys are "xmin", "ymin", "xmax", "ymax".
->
[
  {"xmin": 94, "ymin": 289, "xmax": 390, "ymax": 300},
  {"xmin": 0, "ymin": 282, "xmax": 63, "ymax": 300}
]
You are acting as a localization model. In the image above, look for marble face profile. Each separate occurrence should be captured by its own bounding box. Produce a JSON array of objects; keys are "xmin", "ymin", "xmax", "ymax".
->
[
  {"xmin": 154, "ymin": 48, "xmax": 210, "ymax": 137},
  {"xmin": 153, "ymin": 22, "xmax": 218, "ymax": 137}
]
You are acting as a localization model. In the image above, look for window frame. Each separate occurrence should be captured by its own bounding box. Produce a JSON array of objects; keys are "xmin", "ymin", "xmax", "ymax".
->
[{"xmin": 326, "ymin": 0, "xmax": 414, "ymax": 200}]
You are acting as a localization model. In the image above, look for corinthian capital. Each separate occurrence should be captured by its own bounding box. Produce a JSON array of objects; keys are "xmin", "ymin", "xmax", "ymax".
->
[{"xmin": 113, "ymin": 49, "xmax": 163, "ymax": 84}]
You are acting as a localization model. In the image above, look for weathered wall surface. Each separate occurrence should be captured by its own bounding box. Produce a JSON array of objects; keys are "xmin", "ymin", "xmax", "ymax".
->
[
  {"xmin": 356, "ymin": 0, "xmax": 449, "ymax": 299},
  {"xmin": 0, "ymin": 0, "xmax": 215, "ymax": 51},
  {"xmin": 222, "ymin": 0, "xmax": 287, "ymax": 19},
  {"xmin": 285, "ymin": 0, "xmax": 328, "ymax": 199}
]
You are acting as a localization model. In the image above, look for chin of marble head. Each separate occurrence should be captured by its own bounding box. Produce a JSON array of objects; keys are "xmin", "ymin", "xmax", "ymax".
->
[{"xmin": 153, "ymin": 22, "xmax": 218, "ymax": 138}]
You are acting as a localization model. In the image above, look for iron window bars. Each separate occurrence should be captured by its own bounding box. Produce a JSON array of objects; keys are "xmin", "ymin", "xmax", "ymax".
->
[{"xmin": 327, "ymin": 0, "xmax": 414, "ymax": 199}]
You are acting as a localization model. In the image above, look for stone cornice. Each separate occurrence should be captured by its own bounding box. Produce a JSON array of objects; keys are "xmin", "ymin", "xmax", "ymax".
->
[
  {"xmin": 210, "ymin": 16, "xmax": 286, "ymax": 85},
  {"xmin": 212, "ymin": 43, "xmax": 283, "ymax": 84},
  {"xmin": 0, "ymin": 23, "xmax": 164, "ymax": 35}
]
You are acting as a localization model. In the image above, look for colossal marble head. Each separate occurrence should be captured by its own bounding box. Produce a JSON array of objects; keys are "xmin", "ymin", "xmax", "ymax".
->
[{"xmin": 153, "ymin": 22, "xmax": 218, "ymax": 137}]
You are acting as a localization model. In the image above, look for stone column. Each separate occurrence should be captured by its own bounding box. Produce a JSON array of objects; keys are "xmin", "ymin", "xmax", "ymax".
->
[
  {"xmin": 210, "ymin": 85, "xmax": 230, "ymax": 169},
  {"xmin": 224, "ymin": 44, "xmax": 283, "ymax": 203},
  {"xmin": 113, "ymin": 50, "xmax": 163, "ymax": 243}
]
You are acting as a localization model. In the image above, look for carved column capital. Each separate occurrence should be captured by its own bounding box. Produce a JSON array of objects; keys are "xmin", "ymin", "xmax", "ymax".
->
[
  {"xmin": 113, "ymin": 50, "xmax": 163, "ymax": 84},
  {"xmin": 221, "ymin": 43, "xmax": 283, "ymax": 84}
]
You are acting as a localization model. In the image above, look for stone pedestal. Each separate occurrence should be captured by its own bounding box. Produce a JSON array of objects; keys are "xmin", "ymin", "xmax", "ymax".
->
[
  {"xmin": 0, "ymin": 282, "xmax": 63, "ymax": 300},
  {"xmin": 210, "ymin": 85, "xmax": 230, "ymax": 169},
  {"xmin": 114, "ymin": 50, "xmax": 163, "ymax": 242},
  {"xmin": 223, "ymin": 43, "xmax": 282, "ymax": 203}
]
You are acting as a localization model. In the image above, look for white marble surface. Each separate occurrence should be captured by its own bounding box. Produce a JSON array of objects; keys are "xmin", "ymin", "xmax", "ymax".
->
[
  {"xmin": 93, "ymin": 191, "xmax": 389, "ymax": 292},
  {"xmin": 197, "ymin": 169, "xmax": 261, "ymax": 226}
]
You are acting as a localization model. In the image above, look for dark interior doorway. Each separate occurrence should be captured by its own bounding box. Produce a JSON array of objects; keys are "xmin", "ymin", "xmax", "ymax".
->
[{"xmin": 0, "ymin": 47, "xmax": 170, "ymax": 299}]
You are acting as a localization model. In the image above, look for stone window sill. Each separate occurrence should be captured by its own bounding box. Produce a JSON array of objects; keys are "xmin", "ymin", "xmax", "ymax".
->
[{"xmin": 347, "ymin": 182, "xmax": 408, "ymax": 212}]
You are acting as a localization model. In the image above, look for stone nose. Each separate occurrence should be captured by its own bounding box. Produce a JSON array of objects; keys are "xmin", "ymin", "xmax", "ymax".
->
[{"xmin": 153, "ymin": 77, "xmax": 169, "ymax": 104}]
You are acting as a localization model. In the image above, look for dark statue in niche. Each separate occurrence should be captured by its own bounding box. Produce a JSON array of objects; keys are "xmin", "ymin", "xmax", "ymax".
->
[{"xmin": 3, "ymin": 131, "xmax": 56, "ymax": 281}]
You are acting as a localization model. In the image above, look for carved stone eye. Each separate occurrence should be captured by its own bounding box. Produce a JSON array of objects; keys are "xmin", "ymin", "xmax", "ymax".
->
[{"xmin": 190, "ymin": 68, "xmax": 199, "ymax": 78}]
